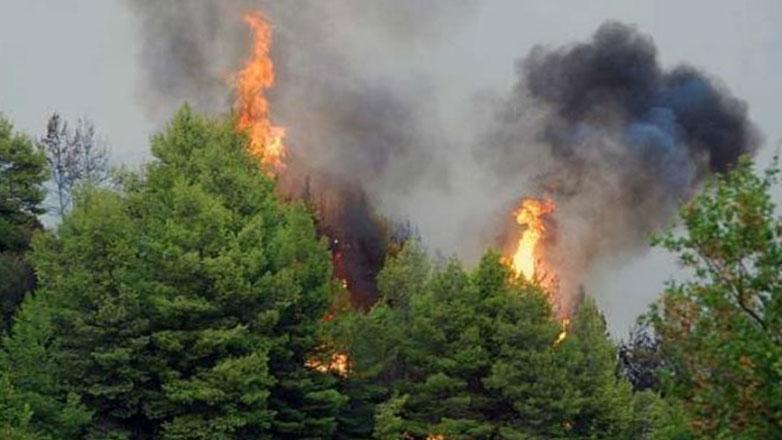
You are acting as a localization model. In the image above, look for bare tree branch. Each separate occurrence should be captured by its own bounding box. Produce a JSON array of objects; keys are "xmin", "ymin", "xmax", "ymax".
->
[{"xmin": 38, "ymin": 113, "xmax": 110, "ymax": 218}]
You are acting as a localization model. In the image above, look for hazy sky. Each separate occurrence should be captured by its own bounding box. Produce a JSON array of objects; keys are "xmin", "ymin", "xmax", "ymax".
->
[{"xmin": 2, "ymin": 0, "xmax": 781, "ymax": 336}]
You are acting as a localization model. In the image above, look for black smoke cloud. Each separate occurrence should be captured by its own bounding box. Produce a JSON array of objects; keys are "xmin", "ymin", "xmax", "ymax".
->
[{"xmin": 484, "ymin": 21, "xmax": 759, "ymax": 309}]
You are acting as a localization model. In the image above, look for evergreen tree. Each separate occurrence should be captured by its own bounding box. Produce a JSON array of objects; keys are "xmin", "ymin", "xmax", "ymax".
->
[
  {"xmin": 0, "ymin": 116, "xmax": 48, "ymax": 330},
  {"xmin": 558, "ymin": 297, "xmax": 634, "ymax": 438},
  {"xmin": 341, "ymin": 246, "xmax": 647, "ymax": 439},
  {"xmin": 333, "ymin": 243, "xmax": 430, "ymax": 439},
  {"xmin": 2, "ymin": 106, "xmax": 343, "ymax": 439},
  {"xmin": 0, "ymin": 293, "xmax": 91, "ymax": 439}
]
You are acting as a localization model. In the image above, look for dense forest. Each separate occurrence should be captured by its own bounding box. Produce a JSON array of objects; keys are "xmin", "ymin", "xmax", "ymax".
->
[{"xmin": 1, "ymin": 107, "xmax": 781, "ymax": 439}]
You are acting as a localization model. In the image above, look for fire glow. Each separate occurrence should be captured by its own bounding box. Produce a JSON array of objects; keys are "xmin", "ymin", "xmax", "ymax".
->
[
  {"xmin": 511, "ymin": 197, "xmax": 555, "ymax": 281},
  {"xmin": 509, "ymin": 198, "xmax": 570, "ymax": 345},
  {"xmin": 305, "ymin": 352, "xmax": 350, "ymax": 377},
  {"xmin": 235, "ymin": 11, "xmax": 353, "ymax": 376},
  {"xmin": 235, "ymin": 9, "xmax": 570, "ymax": 365},
  {"xmin": 233, "ymin": 11, "xmax": 286, "ymax": 172}
]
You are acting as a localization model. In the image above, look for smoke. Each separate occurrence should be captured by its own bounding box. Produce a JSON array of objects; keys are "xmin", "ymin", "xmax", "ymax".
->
[
  {"xmin": 482, "ymin": 21, "xmax": 760, "ymax": 310},
  {"xmin": 126, "ymin": 0, "xmax": 474, "ymax": 305},
  {"xmin": 126, "ymin": 3, "xmax": 759, "ymax": 311}
]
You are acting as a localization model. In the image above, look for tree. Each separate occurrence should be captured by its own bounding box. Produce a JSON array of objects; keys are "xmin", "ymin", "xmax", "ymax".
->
[
  {"xmin": 619, "ymin": 322, "xmax": 664, "ymax": 392},
  {"xmin": 3, "ymin": 106, "xmax": 344, "ymax": 438},
  {"xmin": 339, "ymin": 245, "xmax": 647, "ymax": 439},
  {"xmin": 649, "ymin": 157, "xmax": 782, "ymax": 438},
  {"xmin": 559, "ymin": 297, "xmax": 634, "ymax": 438},
  {"xmin": 0, "ymin": 116, "xmax": 48, "ymax": 330},
  {"xmin": 38, "ymin": 113, "xmax": 109, "ymax": 217},
  {"xmin": 0, "ymin": 293, "xmax": 91, "ymax": 439}
]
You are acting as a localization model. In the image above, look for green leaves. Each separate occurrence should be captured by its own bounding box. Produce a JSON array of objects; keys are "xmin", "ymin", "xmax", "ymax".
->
[
  {"xmin": 650, "ymin": 156, "xmax": 782, "ymax": 438},
  {"xmin": 0, "ymin": 117, "xmax": 48, "ymax": 224}
]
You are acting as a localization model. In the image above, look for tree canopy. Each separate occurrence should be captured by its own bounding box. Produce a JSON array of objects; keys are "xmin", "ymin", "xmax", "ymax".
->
[
  {"xmin": 649, "ymin": 157, "xmax": 782, "ymax": 439},
  {"xmin": 1, "ymin": 107, "xmax": 344, "ymax": 439},
  {"xmin": 0, "ymin": 116, "xmax": 48, "ymax": 330},
  {"xmin": 2, "ymin": 107, "xmax": 775, "ymax": 439},
  {"xmin": 335, "ymin": 244, "xmax": 676, "ymax": 439}
]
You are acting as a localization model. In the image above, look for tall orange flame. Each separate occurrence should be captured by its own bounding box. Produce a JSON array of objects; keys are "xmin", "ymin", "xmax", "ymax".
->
[
  {"xmin": 508, "ymin": 198, "xmax": 570, "ymax": 345},
  {"xmin": 511, "ymin": 198, "xmax": 555, "ymax": 281},
  {"xmin": 234, "ymin": 11, "xmax": 286, "ymax": 171}
]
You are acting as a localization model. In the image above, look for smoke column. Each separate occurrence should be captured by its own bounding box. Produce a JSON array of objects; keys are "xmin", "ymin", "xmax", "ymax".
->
[
  {"xmin": 483, "ymin": 21, "xmax": 759, "ymax": 310},
  {"xmin": 126, "ymin": 3, "xmax": 759, "ymax": 311},
  {"xmin": 126, "ymin": 0, "xmax": 473, "ymax": 305}
]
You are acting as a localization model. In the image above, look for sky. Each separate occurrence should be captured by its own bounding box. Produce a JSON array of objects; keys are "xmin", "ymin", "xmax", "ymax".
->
[{"xmin": 2, "ymin": 0, "xmax": 781, "ymax": 336}]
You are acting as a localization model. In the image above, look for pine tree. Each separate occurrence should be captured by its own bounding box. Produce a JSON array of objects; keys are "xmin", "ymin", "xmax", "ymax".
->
[
  {"xmin": 2, "ymin": 106, "xmax": 344, "ymax": 438},
  {"xmin": 559, "ymin": 297, "xmax": 634, "ymax": 438},
  {"xmin": 0, "ymin": 292, "xmax": 91, "ymax": 439},
  {"xmin": 0, "ymin": 116, "xmax": 48, "ymax": 330},
  {"xmin": 341, "ymin": 247, "xmax": 660, "ymax": 439}
]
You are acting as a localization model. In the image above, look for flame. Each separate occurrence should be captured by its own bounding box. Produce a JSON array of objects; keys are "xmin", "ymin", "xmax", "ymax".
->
[
  {"xmin": 306, "ymin": 352, "xmax": 350, "ymax": 377},
  {"xmin": 511, "ymin": 198, "xmax": 555, "ymax": 281},
  {"xmin": 234, "ymin": 11, "xmax": 286, "ymax": 171},
  {"xmin": 554, "ymin": 317, "xmax": 570, "ymax": 346}
]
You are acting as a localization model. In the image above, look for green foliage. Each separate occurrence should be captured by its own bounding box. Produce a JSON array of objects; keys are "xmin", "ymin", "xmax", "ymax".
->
[
  {"xmin": 0, "ymin": 116, "xmax": 48, "ymax": 330},
  {"xmin": 627, "ymin": 391, "xmax": 693, "ymax": 440},
  {"xmin": 339, "ymin": 244, "xmax": 655, "ymax": 439},
  {"xmin": 372, "ymin": 394, "xmax": 408, "ymax": 440},
  {"xmin": 0, "ymin": 293, "xmax": 91, "ymax": 439},
  {"xmin": 650, "ymin": 157, "xmax": 782, "ymax": 438},
  {"xmin": 0, "ymin": 116, "xmax": 48, "ymax": 224},
  {"xmin": 0, "ymin": 105, "xmax": 714, "ymax": 438},
  {"xmin": 0, "ymin": 373, "xmax": 37, "ymax": 440},
  {"xmin": 2, "ymin": 106, "xmax": 343, "ymax": 439}
]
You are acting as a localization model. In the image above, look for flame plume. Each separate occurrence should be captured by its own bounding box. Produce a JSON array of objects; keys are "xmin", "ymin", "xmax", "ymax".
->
[
  {"xmin": 511, "ymin": 198, "xmax": 555, "ymax": 281},
  {"xmin": 234, "ymin": 11, "xmax": 286, "ymax": 171},
  {"xmin": 508, "ymin": 198, "xmax": 570, "ymax": 344}
]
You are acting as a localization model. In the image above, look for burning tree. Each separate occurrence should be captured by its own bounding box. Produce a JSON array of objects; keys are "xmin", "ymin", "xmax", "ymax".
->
[
  {"xmin": 510, "ymin": 197, "xmax": 555, "ymax": 283},
  {"xmin": 233, "ymin": 11, "xmax": 285, "ymax": 172},
  {"xmin": 333, "ymin": 244, "xmax": 663, "ymax": 438}
]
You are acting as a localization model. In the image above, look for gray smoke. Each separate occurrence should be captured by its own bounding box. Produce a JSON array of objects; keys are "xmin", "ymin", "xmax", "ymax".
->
[
  {"xmin": 126, "ymin": 0, "xmax": 476, "ymax": 195},
  {"xmin": 126, "ymin": 0, "xmax": 475, "ymax": 305},
  {"xmin": 482, "ymin": 21, "xmax": 760, "ymax": 310},
  {"xmin": 126, "ymin": 3, "xmax": 760, "ymax": 311}
]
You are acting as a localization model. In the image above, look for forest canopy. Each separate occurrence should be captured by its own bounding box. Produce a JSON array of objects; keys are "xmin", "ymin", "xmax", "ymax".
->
[{"xmin": 0, "ymin": 108, "xmax": 779, "ymax": 439}]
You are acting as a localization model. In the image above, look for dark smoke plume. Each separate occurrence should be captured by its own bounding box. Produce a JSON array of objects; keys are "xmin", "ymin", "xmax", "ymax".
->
[
  {"xmin": 484, "ymin": 21, "xmax": 760, "ymax": 309},
  {"xmin": 126, "ymin": 0, "xmax": 471, "ymax": 305},
  {"xmin": 126, "ymin": 1, "xmax": 761, "ymax": 315}
]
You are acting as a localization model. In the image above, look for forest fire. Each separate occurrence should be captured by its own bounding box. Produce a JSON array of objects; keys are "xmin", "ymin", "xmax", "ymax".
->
[
  {"xmin": 234, "ymin": 9, "xmax": 569, "ymax": 353},
  {"xmin": 554, "ymin": 318, "xmax": 571, "ymax": 346},
  {"xmin": 233, "ymin": 11, "xmax": 286, "ymax": 171},
  {"xmin": 305, "ymin": 352, "xmax": 350, "ymax": 377},
  {"xmin": 507, "ymin": 198, "xmax": 570, "ymax": 344},
  {"xmin": 234, "ymin": 11, "xmax": 354, "ymax": 377},
  {"xmin": 510, "ymin": 197, "xmax": 555, "ymax": 282}
]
